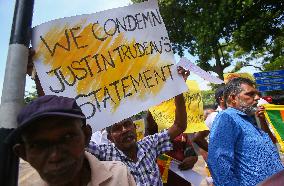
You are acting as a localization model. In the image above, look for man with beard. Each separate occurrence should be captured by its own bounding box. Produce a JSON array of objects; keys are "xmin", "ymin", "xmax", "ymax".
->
[
  {"xmin": 207, "ymin": 77, "xmax": 283, "ymax": 186},
  {"xmin": 88, "ymin": 92, "xmax": 187, "ymax": 186}
]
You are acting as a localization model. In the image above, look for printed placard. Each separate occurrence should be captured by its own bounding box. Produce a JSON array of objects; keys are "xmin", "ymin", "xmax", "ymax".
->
[{"xmin": 32, "ymin": 0, "xmax": 188, "ymax": 131}]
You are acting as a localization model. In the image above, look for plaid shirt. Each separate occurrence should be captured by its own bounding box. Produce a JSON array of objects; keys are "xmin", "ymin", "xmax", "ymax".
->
[{"xmin": 87, "ymin": 130, "xmax": 173, "ymax": 186}]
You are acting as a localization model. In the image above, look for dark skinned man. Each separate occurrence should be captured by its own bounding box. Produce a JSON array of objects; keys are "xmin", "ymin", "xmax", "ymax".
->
[
  {"xmin": 7, "ymin": 95, "xmax": 136, "ymax": 186},
  {"xmin": 88, "ymin": 67, "xmax": 188, "ymax": 186}
]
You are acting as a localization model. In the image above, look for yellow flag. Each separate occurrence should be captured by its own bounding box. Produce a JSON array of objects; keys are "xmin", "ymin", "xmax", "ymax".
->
[{"xmin": 149, "ymin": 80, "xmax": 208, "ymax": 133}]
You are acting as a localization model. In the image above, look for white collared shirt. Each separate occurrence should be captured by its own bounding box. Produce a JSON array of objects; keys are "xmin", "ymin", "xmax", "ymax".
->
[{"xmin": 205, "ymin": 106, "xmax": 223, "ymax": 130}]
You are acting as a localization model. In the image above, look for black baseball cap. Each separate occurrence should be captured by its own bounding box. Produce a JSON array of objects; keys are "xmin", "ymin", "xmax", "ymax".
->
[{"xmin": 6, "ymin": 95, "xmax": 86, "ymax": 145}]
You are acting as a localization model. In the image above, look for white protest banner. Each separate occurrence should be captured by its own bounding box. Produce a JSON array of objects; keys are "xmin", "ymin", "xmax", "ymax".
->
[
  {"xmin": 177, "ymin": 57, "xmax": 224, "ymax": 84},
  {"xmin": 170, "ymin": 160, "xmax": 204, "ymax": 186},
  {"xmin": 32, "ymin": 0, "xmax": 188, "ymax": 131}
]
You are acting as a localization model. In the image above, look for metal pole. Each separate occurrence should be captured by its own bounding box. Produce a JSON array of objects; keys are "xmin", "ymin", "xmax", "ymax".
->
[{"xmin": 0, "ymin": 0, "xmax": 34, "ymax": 185}]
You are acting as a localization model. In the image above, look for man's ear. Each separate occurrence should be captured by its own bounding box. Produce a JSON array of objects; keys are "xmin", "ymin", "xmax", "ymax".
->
[
  {"xmin": 82, "ymin": 124, "xmax": 92, "ymax": 146},
  {"xmin": 13, "ymin": 144, "xmax": 27, "ymax": 161},
  {"xmin": 220, "ymin": 96, "xmax": 225, "ymax": 103},
  {"xmin": 228, "ymin": 94, "xmax": 237, "ymax": 105}
]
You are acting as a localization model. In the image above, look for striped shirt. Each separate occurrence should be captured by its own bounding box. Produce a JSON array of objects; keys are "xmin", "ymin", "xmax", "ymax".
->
[{"xmin": 87, "ymin": 130, "xmax": 173, "ymax": 186}]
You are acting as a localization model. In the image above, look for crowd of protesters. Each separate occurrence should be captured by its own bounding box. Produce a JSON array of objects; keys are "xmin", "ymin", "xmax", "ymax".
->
[{"xmin": 4, "ymin": 47, "xmax": 284, "ymax": 186}]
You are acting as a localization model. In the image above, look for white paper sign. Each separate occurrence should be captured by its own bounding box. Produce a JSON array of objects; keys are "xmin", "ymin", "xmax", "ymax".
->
[
  {"xmin": 32, "ymin": 0, "xmax": 188, "ymax": 131},
  {"xmin": 170, "ymin": 160, "xmax": 204, "ymax": 186},
  {"xmin": 178, "ymin": 57, "xmax": 224, "ymax": 84}
]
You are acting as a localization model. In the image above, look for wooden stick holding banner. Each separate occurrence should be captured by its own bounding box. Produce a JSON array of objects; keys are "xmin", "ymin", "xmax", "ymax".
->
[{"xmin": 31, "ymin": 0, "xmax": 188, "ymax": 131}]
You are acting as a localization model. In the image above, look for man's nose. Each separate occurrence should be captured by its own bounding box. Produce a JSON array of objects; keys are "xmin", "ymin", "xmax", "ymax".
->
[
  {"xmin": 121, "ymin": 124, "xmax": 132, "ymax": 133},
  {"xmin": 48, "ymin": 145, "xmax": 63, "ymax": 162},
  {"xmin": 121, "ymin": 125, "xmax": 128, "ymax": 132},
  {"xmin": 255, "ymin": 94, "xmax": 260, "ymax": 100}
]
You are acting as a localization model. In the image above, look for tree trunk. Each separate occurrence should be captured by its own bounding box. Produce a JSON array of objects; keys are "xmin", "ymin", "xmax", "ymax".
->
[{"xmin": 213, "ymin": 47, "xmax": 224, "ymax": 80}]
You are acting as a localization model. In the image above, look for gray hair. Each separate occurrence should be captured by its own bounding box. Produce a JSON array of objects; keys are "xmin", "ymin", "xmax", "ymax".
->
[{"xmin": 224, "ymin": 77, "xmax": 255, "ymax": 104}]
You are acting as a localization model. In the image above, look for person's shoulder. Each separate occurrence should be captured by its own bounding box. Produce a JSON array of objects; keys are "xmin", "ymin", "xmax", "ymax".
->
[
  {"xmin": 211, "ymin": 108, "xmax": 239, "ymax": 129},
  {"xmin": 222, "ymin": 107, "xmax": 242, "ymax": 114},
  {"xmin": 85, "ymin": 151, "xmax": 125, "ymax": 171},
  {"xmin": 214, "ymin": 109, "xmax": 228, "ymax": 120},
  {"xmin": 101, "ymin": 161, "xmax": 129, "ymax": 172},
  {"xmin": 218, "ymin": 108, "xmax": 248, "ymax": 122},
  {"xmin": 217, "ymin": 108, "xmax": 238, "ymax": 118},
  {"xmin": 101, "ymin": 161, "xmax": 136, "ymax": 185},
  {"xmin": 205, "ymin": 111, "xmax": 218, "ymax": 123},
  {"xmin": 85, "ymin": 152, "xmax": 136, "ymax": 185}
]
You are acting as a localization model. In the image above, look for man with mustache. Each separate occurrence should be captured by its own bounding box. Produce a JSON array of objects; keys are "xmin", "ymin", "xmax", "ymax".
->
[
  {"xmin": 25, "ymin": 49, "xmax": 187, "ymax": 185},
  {"xmin": 87, "ymin": 65, "xmax": 188, "ymax": 186},
  {"xmin": 207, "ymin": 77, "xmax": 284, "ymax": 186},
  {"xmin": 8, "ymin": 95, "xmax": 136, "ymax": 186}
]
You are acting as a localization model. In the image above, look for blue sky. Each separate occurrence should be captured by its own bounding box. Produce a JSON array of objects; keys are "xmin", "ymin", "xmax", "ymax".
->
[
  {"xmin": 0, "ymin": 0, "xmax": 132, "ymax": 100},
  {"xmin": 1, "ymin": 0, "xmax": 260, "ymax": 101}
]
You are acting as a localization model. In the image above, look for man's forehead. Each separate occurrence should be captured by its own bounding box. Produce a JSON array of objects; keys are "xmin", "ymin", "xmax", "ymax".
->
[
  {"xmin": 22, "ymin": 117, "xmax": 82, "ymax": 136},
  {"xmin": 240, "ymin": 83, "xmax": 257, "ymax": 92},
  {"xmin": 113, "ymin": 118, "xmax": 133, "ymax": 126}
]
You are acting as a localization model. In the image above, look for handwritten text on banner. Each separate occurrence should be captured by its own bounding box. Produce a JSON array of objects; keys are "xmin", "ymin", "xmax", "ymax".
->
[{"xmin": 32, "ymin": 0, "xmax": 188, "ymax": 131}]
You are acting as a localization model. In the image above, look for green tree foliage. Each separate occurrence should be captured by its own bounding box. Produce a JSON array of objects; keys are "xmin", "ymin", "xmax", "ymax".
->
[
  {"xmin": 201, "ymin": 90, "xmax": 215, "ymax": 108},
  {"xmin": 24, "ymin": 86, "xmax": 38, "ymax": 104},
  {"xmin": 132, "ymin": 0, "xmax": 284, "ymax": 77}
]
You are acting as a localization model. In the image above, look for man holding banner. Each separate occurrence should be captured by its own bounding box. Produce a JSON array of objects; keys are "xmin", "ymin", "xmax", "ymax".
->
[
  {"xmin": 208, "ymin": 77, "xmax": 284, "ymax": 186},
  {"xmin": 88, "ymin": 90, "xmax": 187, "ymax": 186},
  {"xmin": 22, "ymin": 1, "xmax": 192, "ymax": 185},
  {"xmin": 27, "ymin": 49, "xmax": 188, "ymax": 185}
]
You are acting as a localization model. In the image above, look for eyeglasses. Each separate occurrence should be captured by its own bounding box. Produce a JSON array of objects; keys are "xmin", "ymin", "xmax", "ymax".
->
[{"xmin": 111, "ymin": 120, "xmax": 134, "ymax": 133}]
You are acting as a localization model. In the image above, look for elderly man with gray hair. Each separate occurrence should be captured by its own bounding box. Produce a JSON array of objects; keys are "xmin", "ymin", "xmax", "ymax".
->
[{"xmin": 208, "ymin": 77, "xmax": 283, "ymax": 186}]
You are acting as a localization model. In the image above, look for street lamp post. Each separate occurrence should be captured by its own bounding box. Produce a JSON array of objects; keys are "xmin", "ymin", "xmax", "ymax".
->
[{"xmin": 0, "ymin": 0, "xmax": 34, "ymax": 185}]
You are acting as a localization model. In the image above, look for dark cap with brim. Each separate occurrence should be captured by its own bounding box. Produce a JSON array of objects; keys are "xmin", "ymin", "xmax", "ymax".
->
[{"xmin": 6, "ymin": 95, "xmax": 86, "ymax": 145}]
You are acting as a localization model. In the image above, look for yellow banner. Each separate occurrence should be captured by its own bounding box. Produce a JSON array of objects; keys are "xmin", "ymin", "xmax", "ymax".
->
[
  {"xmin": 133, "ymin": 119, "xmax": 145, "ymax": 141},
  {"xmin": 223, "ymin": 72, "xmax": 254, "ymax": 84},
  {"xmin": 149, "ymin": 80, "xmax": 208, "ymax": 133}
]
